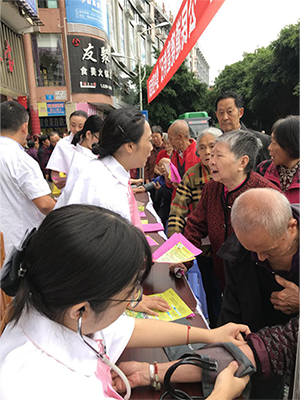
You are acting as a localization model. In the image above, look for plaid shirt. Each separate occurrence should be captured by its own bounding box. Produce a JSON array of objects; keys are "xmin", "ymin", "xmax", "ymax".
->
[{"xmin": 167, "ymin": 162, "xmax": 211, "ymax": 237}]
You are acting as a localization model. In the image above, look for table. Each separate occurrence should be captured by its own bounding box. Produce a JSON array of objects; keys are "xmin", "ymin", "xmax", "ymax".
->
[{"xmin": 119, "ymin": 192, "xmax": 206, "ymax": 399}]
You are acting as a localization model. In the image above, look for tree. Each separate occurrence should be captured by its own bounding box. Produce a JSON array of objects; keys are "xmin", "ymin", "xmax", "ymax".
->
[{"xmin": 131, "ymin": 61, "xmax": 209, "ymax": 131}]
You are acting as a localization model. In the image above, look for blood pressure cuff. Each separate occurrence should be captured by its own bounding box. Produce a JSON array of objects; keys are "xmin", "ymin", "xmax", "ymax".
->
[{"xmin": 190, "ymin": 342, "xmax": 256, "ymax": 399}]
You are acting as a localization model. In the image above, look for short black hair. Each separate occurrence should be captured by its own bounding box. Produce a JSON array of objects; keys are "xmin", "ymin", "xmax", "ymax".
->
[
  {"xmin": 215, "ymin": 91, "xmax": 243, "ymax": 110},
  {"xmin": 0, "ymin": 101, "xmax": 29, "ymax": 133},
  {"xmin": 27, "ymin": 140, "xmax": 35, "ymax": 148},
  {"xmin": 70, "ymin": 110, "xmax": 88, "ymax": 120},
  {"xmin": 273, "ymin": 116, "xmax": 300, "ymax": 160},
  {"xmin": 39, "ymin": 134, "xmax": 49, "ymax": 145},
  {"xmin": 8, "ymin": 205, "xmax": 153, "ymax": 324},
  {"xmin": 92, "ymin": 108, "xmax": 146, "ymax": 158}
]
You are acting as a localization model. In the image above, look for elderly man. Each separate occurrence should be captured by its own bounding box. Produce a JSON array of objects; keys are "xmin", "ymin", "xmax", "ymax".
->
[
  {"xmin": 218, "ymin": 188, "xmax": 299, "ymax": 399},
  {"xmin": 0, "ymin": 101, "xmax": 56, "ymax": 256},
  {"xmin": 215, "ymin": 91, "xmax": 271, "ymax": 165},
  {"xmin": 40, "ymin": 131, "xmax": 61, "ymax": 180},
  {"xmin": 166, "ymin": 120, "xmax": 200, "ymax": 198}
]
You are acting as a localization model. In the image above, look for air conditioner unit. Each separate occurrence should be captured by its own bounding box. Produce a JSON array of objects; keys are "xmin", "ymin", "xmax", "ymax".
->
[
  {"xmin": 125, "ymin": 7, "xmax": 134, "ymax": 21},
  {"xmin": 135, "ymin": 0, "xmax": 145, "ymax": 13}
]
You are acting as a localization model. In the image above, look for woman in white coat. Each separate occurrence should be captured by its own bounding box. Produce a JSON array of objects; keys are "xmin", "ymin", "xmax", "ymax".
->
[{"xmin": 0, "ymin": 205, "xmax": 250, "ymax": 400}]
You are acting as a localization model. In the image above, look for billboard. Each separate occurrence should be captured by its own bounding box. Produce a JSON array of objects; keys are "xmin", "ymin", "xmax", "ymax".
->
[{"xmin": 65, "ymin": 0, "xmax": 109, "ymax": 37}]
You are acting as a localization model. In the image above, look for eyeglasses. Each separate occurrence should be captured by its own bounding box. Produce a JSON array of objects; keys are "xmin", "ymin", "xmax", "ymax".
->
[
  {"xmin": 92, "ymin": 133, "xmax": 100, "ymax": 141},
  {"xmin": 108, "ymin": 283, "xmax": 143, "ymax": 308}
]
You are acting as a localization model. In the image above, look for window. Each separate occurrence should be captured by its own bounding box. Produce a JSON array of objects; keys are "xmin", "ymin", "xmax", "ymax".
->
[
  {"xmin": 118, "ymin": 3, "xmax": 125, "ymax": 55},
  {"xmin": 38, "ymin": 0, "xmax": 58, "ymax": 8},
  {"xmin": 31, "ymin": 34, "xmax": 65, "ymax": 87}
]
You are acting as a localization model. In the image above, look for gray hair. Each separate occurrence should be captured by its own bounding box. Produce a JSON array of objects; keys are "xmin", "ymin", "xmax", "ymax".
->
[
  {"xmin": 196, "ymin": 127, "xmax": 223, "ymax": 148},
  {"xmin": 215, "ymin": 130, "xmax": 263, "ymax": 174},
  {"xmin": 162, "ymin": 132, "xmax": 169, "ymax": 142},
  {"xmin": 231, "ymin": 188, "xmax": 293, "ymax": 240}
]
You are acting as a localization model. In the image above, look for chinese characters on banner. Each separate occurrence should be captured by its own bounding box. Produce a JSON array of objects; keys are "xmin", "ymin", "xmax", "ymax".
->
[
  {"xmin": 147, "ymin": 0, "xmax": 226, "ymax": 104},
  {"xmin": 65, "ymin": 0, "xmax": 109, "ymax": 37},
  {"xmin": 67, "ymin": 36, "xmax": 113, "ymax": 95},
  {"xmin": 0, "ymin": 40, "xmax": 14, "ymax": 73}
]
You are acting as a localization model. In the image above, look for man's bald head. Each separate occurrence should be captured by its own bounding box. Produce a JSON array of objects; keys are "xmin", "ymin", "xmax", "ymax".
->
[
  {"xmin": 167, "ymin": 120, "xmax": 190, "ymax": 152},
  {"xmin": 231, "ymin": 188, "xmax": 293, "ymax": 240}
]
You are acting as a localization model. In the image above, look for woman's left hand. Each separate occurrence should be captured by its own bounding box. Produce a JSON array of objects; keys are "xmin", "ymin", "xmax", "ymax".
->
[
  {"xmin": 112, "ymin": 361, "xmax": 150, "ymax": 392},
  {"xmin": 127, "ymin": 295, "xmax": 171, "ymax": 316},
  {"xmin": 209, "ymin": 323, "xmax": 251, "ymax": 346}
]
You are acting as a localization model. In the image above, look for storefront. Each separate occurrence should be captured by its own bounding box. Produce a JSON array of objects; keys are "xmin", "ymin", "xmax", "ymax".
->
[{"xmin": 0, "ymin": 21, "xmax": 28, "ymax": 102}]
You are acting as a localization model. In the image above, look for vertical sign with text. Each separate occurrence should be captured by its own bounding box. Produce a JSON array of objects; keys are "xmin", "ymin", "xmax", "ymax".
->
[
  {"xmin": 67, "ymin": 36, "xmax": 113, "ymax": 96},
  {"xmin": 147, "ymin": 0, "xmax": 226, "ymax": 103}
]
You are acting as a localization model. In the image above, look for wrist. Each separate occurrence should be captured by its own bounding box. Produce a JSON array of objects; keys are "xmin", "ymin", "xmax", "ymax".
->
[{"xmin": 149, "ymin": 361, "xmax": 161, "ymax": 390}]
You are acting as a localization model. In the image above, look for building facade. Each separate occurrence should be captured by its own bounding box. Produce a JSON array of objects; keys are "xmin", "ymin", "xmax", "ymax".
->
[{"xmin": 0, "ymin": 0, "xmax": 209, "ymax": 135}]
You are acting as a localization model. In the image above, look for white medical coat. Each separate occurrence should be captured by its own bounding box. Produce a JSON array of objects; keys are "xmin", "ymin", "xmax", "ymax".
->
[
  {"xmin": 0, "ymin": 137, "xmax": 50, "ymax": 255},
  {"xmin": 0, "ymin": 309, "xmax": 135, "ymax": 400},
  {"xmin": 46, "ymin": 133, "xmax": 75, "ymax": 174}
]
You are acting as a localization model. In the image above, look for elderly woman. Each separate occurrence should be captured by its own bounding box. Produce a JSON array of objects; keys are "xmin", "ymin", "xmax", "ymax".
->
[
  {"xmin": 170, "ymin": 130, "xmax": 281, "ymax": 324},
  {"xmin": 257, "ymin": 115, "xmax": 300, "ymax": 203},
  {"xmin": 167, "ymin": 127, "xmax": 222, "ymax": 237}
]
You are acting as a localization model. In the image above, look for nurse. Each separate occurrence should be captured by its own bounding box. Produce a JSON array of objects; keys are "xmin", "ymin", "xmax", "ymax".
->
[
  {"xmin": 0, "ymin": 205, "xmax": 251, "ymax": 400},
  {"xmin": 56, "ymin": 108, "xmax": 169, "ymax": 315},
  {"xmin": 57, "ymin": 108, "xmax": 152, "ymax": 226},
  {"xmin": 46, "ymin": 110, "xmax": 88, "ymax": 189},
  {"xmin": 56, "ymin": 115, "xmax": 103, "ymax": 208}
]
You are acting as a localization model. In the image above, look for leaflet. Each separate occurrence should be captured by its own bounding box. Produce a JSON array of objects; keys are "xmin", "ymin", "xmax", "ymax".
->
[
  {"xmin": 125, "ymin": 288, "xmax": 193, "ymax": 321},
  {"xmin": 152, "ymin": 233, "xmax": 202, "ymax": 263}
]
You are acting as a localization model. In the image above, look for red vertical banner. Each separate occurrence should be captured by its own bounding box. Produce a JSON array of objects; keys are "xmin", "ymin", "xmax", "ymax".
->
[{"xmin": 147, "ymin": 0, "xmax": 226, "ymax": 104}]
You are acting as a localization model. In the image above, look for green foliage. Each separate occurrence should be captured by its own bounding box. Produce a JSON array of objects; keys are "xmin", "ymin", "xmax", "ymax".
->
[
  {"xmin": 212, "ymin": 21, "xmax": 299, "ymax": 132},
  {"xmin": 130, "ymin": 62, "xmax": 209, "ymax": 131}
]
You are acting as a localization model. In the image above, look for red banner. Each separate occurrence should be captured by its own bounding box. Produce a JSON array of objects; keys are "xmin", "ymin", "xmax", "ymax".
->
[{"xmin": 147, "ymin": 0, "xmax": 225, "ymax": 104}]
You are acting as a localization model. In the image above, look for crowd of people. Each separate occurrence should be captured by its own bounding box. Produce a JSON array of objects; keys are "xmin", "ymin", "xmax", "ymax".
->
[{"xmin": 0, "ymin": 91, "xmax": 299, "ymax": 400}]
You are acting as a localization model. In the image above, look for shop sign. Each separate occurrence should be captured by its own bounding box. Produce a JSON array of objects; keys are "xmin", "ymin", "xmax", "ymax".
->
[
  {"xmin": 54, "ymin": 90, "xmax": 67, "ymax": 100},
  {"xmin": 147, "ymin": 0, "xmax": 226, "ymax": 103},
  {"xmin": 18, "ymin": 96, "xmax": 28, "ymax": 109},
  {"xmin": 0, "ymin": 40, "xmax": 14, "ymax": 73},
  {"xmin": 76, "ymin": 102, "xmax": 97, "ymax": 116},
  {"xmin": 40, "ymin": 116, "xmax": 67, "ymax": 129},
  {"xmin": 65, "ymin": 0, "xmax": 109, "ymax": 37},
  {"xmin": 38, "ymin": 102, "xmax": 65, "ymax": 117},
  {"xmin": 67, "ymin": 35, "xmax": 113, "ymax": 95},
  {"xmin": 46, "ymin": 94, "xmax": 54, "ymax": 100}
]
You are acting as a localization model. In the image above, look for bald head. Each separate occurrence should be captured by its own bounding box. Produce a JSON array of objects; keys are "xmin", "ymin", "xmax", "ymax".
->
[
  {"xmin": 168, "ymin": 120, "xmax": 190, "ymax": 152},
  {"xmin": 231, "ymin": 188, "xmax": 293, "ymax": 239}
]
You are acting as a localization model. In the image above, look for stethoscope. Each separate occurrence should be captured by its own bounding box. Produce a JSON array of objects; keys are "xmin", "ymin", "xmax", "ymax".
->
[{"xmin": 77, "ymin": 310, "xmax": 131, "ymax": 400}]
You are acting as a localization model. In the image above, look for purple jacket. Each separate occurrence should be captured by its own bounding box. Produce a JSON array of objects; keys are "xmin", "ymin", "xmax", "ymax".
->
[
  {"xmin": 246, "ymin": 317, "xmax": 298, "ymax": 378},
  {"xmin": 26, "ymin": 147, "xmax": 39, "ymax": 163}
]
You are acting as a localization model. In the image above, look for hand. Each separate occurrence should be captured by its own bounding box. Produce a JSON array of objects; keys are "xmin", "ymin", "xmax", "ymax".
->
[
  {"xmin": 127, "ymin": 295, "xmax": 171, "ymax": 316},
  {"xmin": 132, "ymin": 186, "xmax": 146, "ymax": 194},
  {"xmin": 52, "ymin": 177, "xmax": 66, "ymax": 189},
  {"xmin": 270, "ymin": 275, "xmax": 299, "ymax": 314},
  {"xmin": 209, "ymin": 361, "xmax": 250, "ymax": 400},
  {"xmin": 130, "ymin": 178, "xmax": 144, "ymax": 186},
  {"xmin": 112, "ymin": 361, "xmax": 150, "ymax": 392},
  {"xmin": 210, "ymin": 323, "xmax": 251, "ymax": 346},
  {"xmin": 169, "ymin": 262, "xmax": 187, "ymax": 274}
]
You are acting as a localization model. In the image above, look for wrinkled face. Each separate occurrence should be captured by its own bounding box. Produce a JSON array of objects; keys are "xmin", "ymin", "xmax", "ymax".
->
[
  {"xmin": 152, "ymin": 132, "xmax": 163, "ymax": 148},
  {"xmin": 198, "ymin": 133, "xmax": 216, "ymax": 167},
  {"xmin": 164, "ymin": 138, "xmax": 173, "ymax": 154},
  {"xmin": 268, "ymin": 132, "xmax": 292, "ymax": 167},
  {"xmin": 50, "ymin": 134, "xmax": 60, "ymax": 147},
  {"xmin": 132, "ymin": 121, "xmax": 153, "ymax": 168},
  {"xmin": 209, "ymin": 142, "xmax": 241, "ymax": 185},
  {"xmin": 215, "ymin": 98, "xmax": 243, "ymax": 132},
  {"xmin": 70, "ymin": 116, "xmax": 86, "ymax": 135},
  {"xmin": 167, "ymin": 127, "xmax": 181, "ymax": 151},
  {"xmin": 234, "ymin": 224, "xmax": 295, "ymax": 265}
]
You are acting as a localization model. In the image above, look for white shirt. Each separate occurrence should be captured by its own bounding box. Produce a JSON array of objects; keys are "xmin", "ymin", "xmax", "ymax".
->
[
  {"xmin": 56, "ymin": 155, "xmax": 131, "ymax": 222},
  {"xmin": 0, "ymin": 309, "xmax": 135, "ymax": 400},
  {"xmin": 55, "ymin": 144, "xmax": 97, "ymax": 208},
  {"xmin": 0, "ymin": 137, "xmax": 50, "ymax": 255},
  {"xmin": 46, "ymin": 133, "xmax": 76, "ymax": 174}
]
